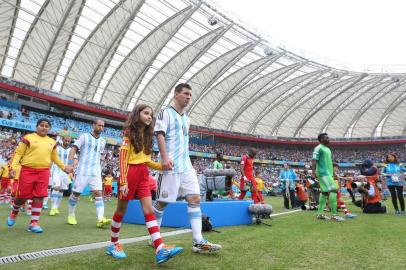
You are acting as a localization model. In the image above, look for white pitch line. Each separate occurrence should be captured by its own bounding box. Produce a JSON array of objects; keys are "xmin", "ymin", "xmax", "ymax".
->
[
  {"xmin": 0, "ymin": 229, "xmax": 192, "ymax": 265},
  {"xmin": 270, "ymin": 209, "xmax": 302, "ymax": 217}
]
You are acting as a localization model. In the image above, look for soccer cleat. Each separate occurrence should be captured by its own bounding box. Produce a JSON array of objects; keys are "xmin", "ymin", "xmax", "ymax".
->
[
  {"xmin": 106, "ymin": 243, "xmax": 127, "ymax": 259},
  {"xmin": 96, "ymin": 217, "xmax": 111, "ymax": 228},
  {"xmin": 316, "ymin": 214, "xmax": 330, "ymax": 220},
  {"xmin": 28, "ymin": 222, "xmax": 43, "ymax": 233},
  {"xmin": 331, "ymin": 215, "xmax": 345, "ymax": 222},
  {"xmin": 156, "ymin": 245, "xmax": 183, "ymax": 264},
  {"xmin": 67, "ymin": 215, "xmax": 77, "ymax": 225},
  {"xmin": 42, "ymin": 205, "xmax": 48, "ymax": 210},
  {"xmin": 192, "ymin": 239, "xmax": 222, "ymax": 253},
  {"xmin": 7, "ymin": 213, "xmax": 16, "ymax": 227},
  {"xmin": 55, "ymin": 209, "xmax": 60, "ymax": 214},
  {"xmin": 395, "ymin": 210, "xmax": 401, "ymax": 215},
  {"xmin": 49, "ymin": 208, "xmax": 57, "ymax": 216},
  {"xmin": 345, "ymin": 213, "xmax": 357, "ymax": 219}
]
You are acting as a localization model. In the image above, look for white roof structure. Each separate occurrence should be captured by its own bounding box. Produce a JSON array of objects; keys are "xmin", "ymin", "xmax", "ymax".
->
[{"xmin": 1, "ymin": 0, "xmax": 406, "ymax": 138}]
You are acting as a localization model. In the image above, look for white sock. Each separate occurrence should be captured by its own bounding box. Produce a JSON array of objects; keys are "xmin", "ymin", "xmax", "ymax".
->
[
  {"xmin": 94, "ymin": 197, "xmax": 104, "ymax": 220},
  {"xmin": 68, "ymin": 194, "xmax": 79, "ymax": 216},
  {"xmin": 43, "ymin": 188, "xmax": 51, "ymax": 205},
  {"xmin": 188, "ymin": 206, "xmax": 203, "ymax": 243},
  {"xmin": 56, "ymin": 191, "xmax": 63, "ymax": 209},
  {"xmin": 51, "ymin": 190, "xmax": 59, "ymax": 209},
  {"xmin": 153, "ymin": 204, "xmax": 164, "ymax": 227}
]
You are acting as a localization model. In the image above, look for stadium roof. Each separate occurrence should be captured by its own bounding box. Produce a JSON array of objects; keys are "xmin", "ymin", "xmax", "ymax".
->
[{"xmin": 1, "ymin": 0, "xmax": 406, "ymax": 138}]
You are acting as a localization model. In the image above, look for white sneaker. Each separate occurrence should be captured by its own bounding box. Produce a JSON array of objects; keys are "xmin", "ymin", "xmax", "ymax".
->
[{"xmin": 331, "ymin": 215, "xmax": 345, "ymax": 222}]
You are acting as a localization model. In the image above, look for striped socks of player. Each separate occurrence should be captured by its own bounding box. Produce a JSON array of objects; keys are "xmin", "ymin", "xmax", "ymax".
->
[
  {"xmin": 110, "ymin": 212, "xmax": 123, "ymax": 245},
  {"xmin": 30, "ymin": 200, "xmax": 43, "ymax": 224},
  {"xmin": 11, "ymin": 203, "xmax": 21, "ymax": 216},
  {"xmin": 56, "ymin": 192, "xmax": 63, "ymax": 209},
  {"xmin": 187, "ymin": 205, "xmax": 203, "ymax": 243},
  {"xmin": 51, "ymin": 190, "xmax": 59, "ymax": 209},
  {"xmin": 68, "ymin": 194, "xmax": 79, "ymax": 216},
  {"xmin": 153, "ymin": 203, "xmax": 164, "ymax": 227},
  {"xmin": 145, "ymin": 213, "xmax": 164, "ymax": 251},
  {"xmin": 94, "ymin": 197, "xmax": 104, "ymax": 220}
]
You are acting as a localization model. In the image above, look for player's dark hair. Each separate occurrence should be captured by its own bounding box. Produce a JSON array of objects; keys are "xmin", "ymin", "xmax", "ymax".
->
[
  {"xmin": 248, "ymin": 148, "xmax": 257, "ymax": 158},
  {"xmin": 36, "ymin": 118, "xmax": 51, "ymax": 127},
  {"xmin": 317, "ymin": 133, "xmax": 328, "ymax": 142},
  {"xmin": 124, "ymin": 104, "xmax": 155, "ymax": 155},
  {"xmin": 174, "ymin": 83, "xmax": 192, "ymax": 93}
]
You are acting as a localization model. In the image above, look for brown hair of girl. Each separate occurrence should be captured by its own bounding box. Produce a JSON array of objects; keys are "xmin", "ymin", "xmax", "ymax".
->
[{"xmin": 124, "ymin": 104, "xmax": 155, "ymax": 155}]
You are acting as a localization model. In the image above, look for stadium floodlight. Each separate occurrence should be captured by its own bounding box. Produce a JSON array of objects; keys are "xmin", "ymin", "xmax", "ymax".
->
[
  {"xmin": 264, "ymin": 47, "xmax": 273, "ymax": 56},
  {"xmin": 208, "ymin": 15, "xmax": 218, "ymax": 26}
]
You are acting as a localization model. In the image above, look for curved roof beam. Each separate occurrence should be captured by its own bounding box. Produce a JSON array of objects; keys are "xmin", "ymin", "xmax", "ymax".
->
[
  {"xmin": 270, "ymin": 75, "xmax": 337, "ymax": 135},
  {"xmin": 134, "ymin": 25, "xmax": 229, "ymax": 112},
  {"xmin": 226, "ymin": 62, "xmax": 303, "ymax": 130},
  {"xmin": 35, "ymin": 0, "xmax": 81, "ymax": 86},
  {"xmin": 81, "ymin": 0, "xmax": 145, "ymax": 100},
  {"xmin": 0, "ymin": 0, "xmax": 20, "ymax": 71},
  {"xmin": 205, "ymin": 56, "xmax": 273, "ymax": 126},
  {"xmin": 100, "ymin": 5, "xmax": 195, "ymax": 107},
  {"xmin": 250, "ymin": 70, "xmax": 326, "ymax": 134},
  {"xmin": 294, "ymin": 74, "xmax": 367, "ymax": 137},
  {"xmin": 371, "ymin": 81, "xmax": 406, "ymax": 136},
  {"xmin": 187, "ymin": 41, "xmax": 256, "ymax": 115},
  {"xmin": 48, "ymin": 1, "xmax": 86, "ymax": 91},
  {"xmin": 207, "ymin": 53, "xmax": 285, "ymax": 128},
  {"xmin": 342, "ymin": 79, "xmax": 406, "ymax": 137},
  {"xmin": 60, "ymin": 1, "xmax": 126, "ymax": 97},
  {"xmin": 321, "ymin": 78, "xmax": 388, "ymax": 133},
  {"xmin": 11, "ymin": 0, "xmax": 50, "ymax": 80}
]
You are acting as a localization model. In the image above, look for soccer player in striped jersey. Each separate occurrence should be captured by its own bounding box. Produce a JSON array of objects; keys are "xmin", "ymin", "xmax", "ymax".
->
[
  {"xmin": 67, "ymin": 119, "xmax": 111, "ymax": 228},
  {"xmin": 154, "ymin": 83, "xmax": 221, "ymax": 253},
  {"xmin": 7, "ymin": 118, "xmax": 72, "ymax": 233},
  {"xmin": 106, "ymin": 104, "xmax": 183, "ymax": 263},
  {"xmin": 49, "ymin": 135, "xmax": 72, "ymax": 216}
]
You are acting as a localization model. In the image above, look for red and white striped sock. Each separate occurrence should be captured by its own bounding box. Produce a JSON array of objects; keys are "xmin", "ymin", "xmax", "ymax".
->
[
  {"xmin": 27, "ymin": 199, "xmax": 33, "ymax": 214},
  {"xmin": 110, "ymin": 212, "xmax": 123, "ymax": 245},
  {"xmin": 145, "ymin": 213, "xmax": 164, "ymax": 252},
  {"xmin": 0, "ymin": 192, "xmax": 5, "ymax": 203},
  {"xmin": 11, "ymin": 203, "xmax": 21, "ymax": 216},
  {"xmin": 30, "ymin": 200, "xmax": 43, "ymax": 224}
]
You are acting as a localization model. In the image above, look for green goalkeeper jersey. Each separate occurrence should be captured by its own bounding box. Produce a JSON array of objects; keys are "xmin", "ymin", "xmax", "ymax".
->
[{"xmin": 312, "ymin": 144, "xmax": 333, "ymax": 177}]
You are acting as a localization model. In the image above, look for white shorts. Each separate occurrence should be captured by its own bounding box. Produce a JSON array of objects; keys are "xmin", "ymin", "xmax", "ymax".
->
[
  {"xmin": 72, "ymin": 175, "xmax": 102, "ymax": 193},
  {"xmin": 156, "ymin": 170, "xmax": 200, "ymax": 203},
  {"xmin": 52, "ymin": 172, "xmax": 70, "ymax": 190}
]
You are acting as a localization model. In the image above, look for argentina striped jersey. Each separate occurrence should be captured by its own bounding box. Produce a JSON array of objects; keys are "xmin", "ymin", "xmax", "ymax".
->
[
  {"xmin": 154, "ymin": 107, "xmax": 193, "ymax": 174},
  {"xmin": 74, "ymin": 133, "xmax": 106, "ymax": 176},
  {"xmin": 51, "ymin": 145, "xmax": 71, "ymax": 176}
]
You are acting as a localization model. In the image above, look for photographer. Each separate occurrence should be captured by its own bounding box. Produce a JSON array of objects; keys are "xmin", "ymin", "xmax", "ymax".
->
[{"xmin": 357, "ymin": 160, "xmax": 386, "ymax": 214}]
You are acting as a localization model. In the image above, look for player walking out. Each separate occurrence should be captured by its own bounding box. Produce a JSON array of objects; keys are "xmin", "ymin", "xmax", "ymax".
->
[
  {"xmin": 312, "ymin": 133, "xmax": 345, "ymax": 222},
  {"xmin": 49, "ymin": 135, "xmax": 72, "ymax": 216},
  {"xmin": 67, "ymin": 119, "xmax": 111, "ymax": 228},
  {"xmin": 153, "ymin": 83, "xmax": 221, "ymax": 253}
]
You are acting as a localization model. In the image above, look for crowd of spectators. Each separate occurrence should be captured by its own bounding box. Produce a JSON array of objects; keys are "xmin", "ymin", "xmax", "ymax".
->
[{"xmin": 190, "ymin": 142, "xmax": 406, "ymax": 163}]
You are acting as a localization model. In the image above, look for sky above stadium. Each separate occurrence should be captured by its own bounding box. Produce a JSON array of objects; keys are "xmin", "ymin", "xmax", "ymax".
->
[{"xmin": 210, "ymin": 0, "xmax": 406, "ymax": 73}]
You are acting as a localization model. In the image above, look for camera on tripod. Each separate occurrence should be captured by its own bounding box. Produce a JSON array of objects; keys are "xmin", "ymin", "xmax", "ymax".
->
[
  {"xmin": 248, "ymin": 204, "xmax": 273, "ymax": 226},
  {"xmin": 351, "ymin": 181, "xmax": 370, "ymax": 189}
]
